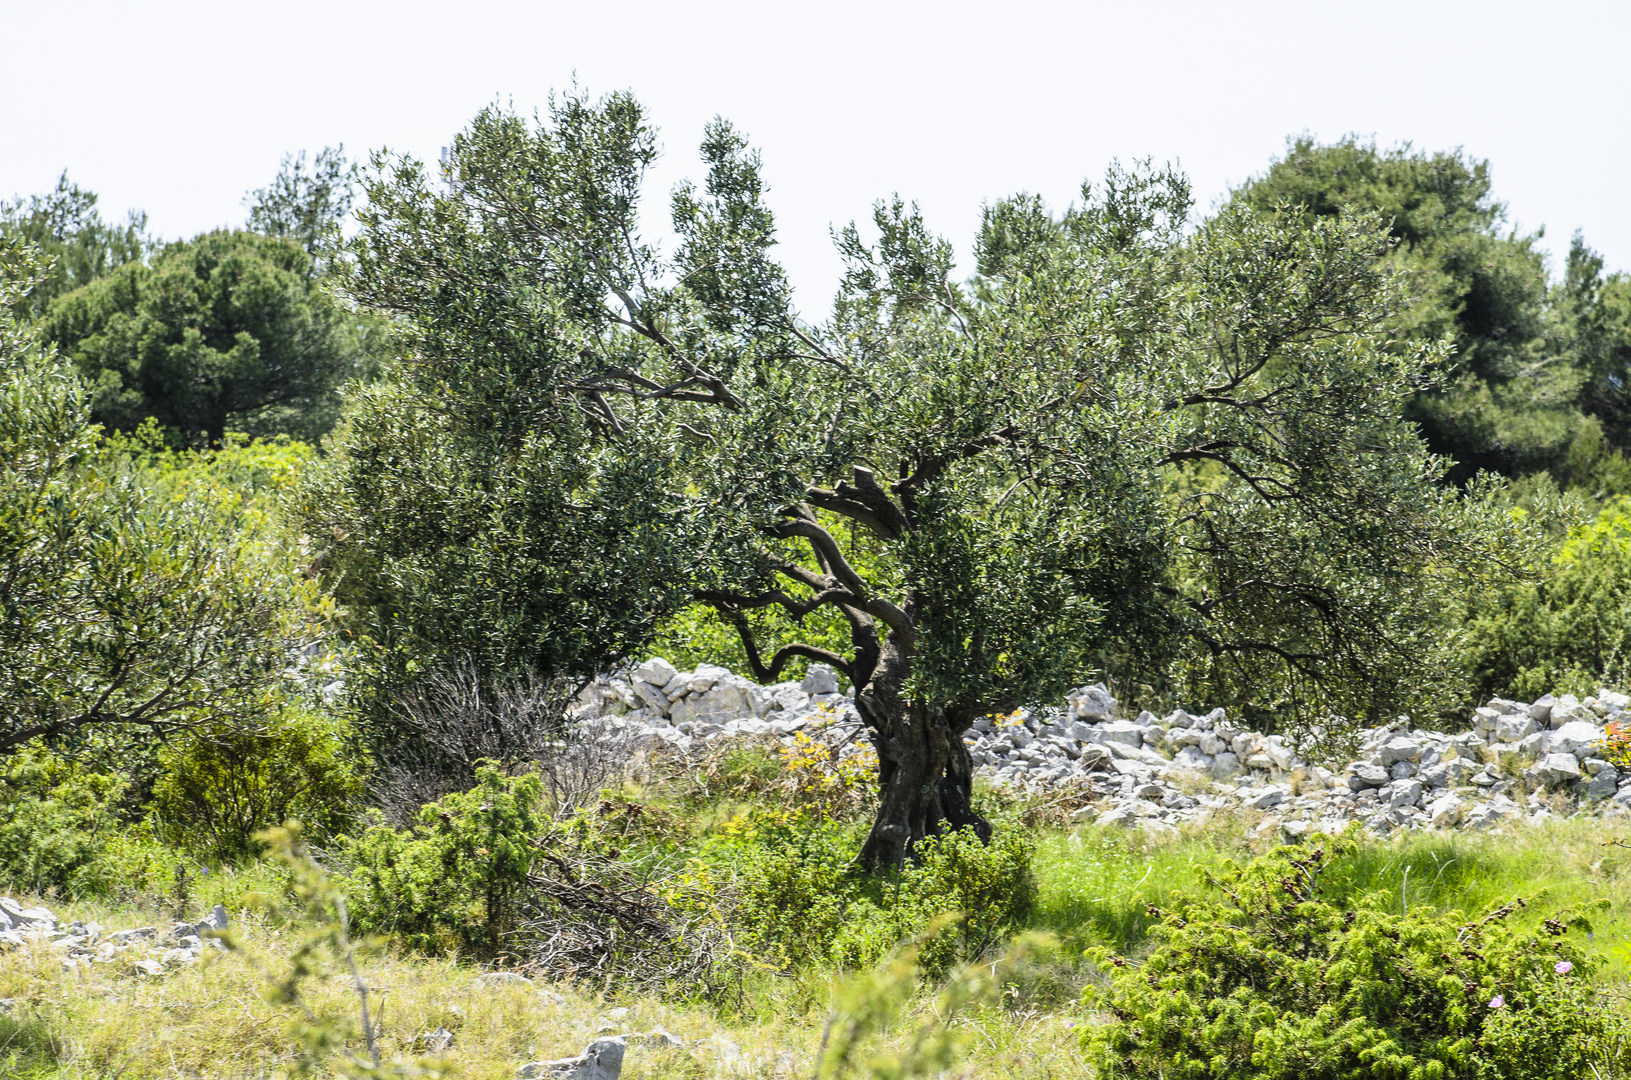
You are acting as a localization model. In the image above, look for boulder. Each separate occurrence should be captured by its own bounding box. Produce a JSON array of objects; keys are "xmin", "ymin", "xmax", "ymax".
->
[
  {"xmin": 686, "ymin": 663, "xmax": 731, "ymax": 693},
  {"xmin": 1518, "ymin": 731, "xmax": 1551, "ymax": 756},
  {"xmin": 1067, "ymin": 684, "xmax": 1117, "ymax": 721},
  {"xmin": 1426, "ymin": 792, "xmax": 1463, "ymax": 827},
  {"xmin": 1531, "ymin": 752, "xmax": 1583, "ymax": 787},
  {"xmin": 1551, "ymin": 720, "xmax": 1606, "ymax": 757},
  {"xmin": 0, "ymin": 899, "xmax": 55, "ymax": 931},
  {"xmin": 1347, "ymin": 764, "xmax": 1390, "ymax": 790},
  {"xmin": 1389, "ymin": 779, "xmax": 1425, "ymax": 808},
  {"xmin": 631, "ymin": 680, "xmax": 669, "ymax": 713},
  {"xmin": 518, "ymin": 1036, "xmax": 625, "ymax": 1080},
  {"xmin": 1097, "ymin": 720, "xmax": 1148, "ymax": 748},
  {"xmin": 800, "ymin": 664, "xmax": 840, "ymax": 696},
  {"xmin": 1465, "ymin": 794, "xmax": 1520, "ymax": 828},
  {"xmin": 1263, "ymin": 737, "xmax": 1296, "ymax": 771},
  {"xmin": 1069, "ymin": 750, "xmax": 1109, "ymax": 773},
  {"xmin": 1377, "ymin": 737, "xmax": 1422, "ymax": 766},
  {"xmin": 633, "ymin": 658, "xmax": 678, "ymax": 687},
  {"xmin": 1243, "ymin": 786, "xmax": 1286, "ymax": 811},
  {"xmin": 1171, "ymin": 747, "xmax": 1213, "ymax": 771},
  {"xmin": 1585, "ymin": 767, "xmax": 1620, "ymax": 800},
  {"xmin": 1494, "ymin": 714, "xmax": 1539, "ymax": 743},
  {"xmin": 1528, "ymin": 694, "xmax": 1556, "ymax": 724}
]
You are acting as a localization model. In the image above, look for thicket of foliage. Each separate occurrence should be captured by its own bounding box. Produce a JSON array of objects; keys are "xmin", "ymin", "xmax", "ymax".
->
[
  {"xmin": 0, "ymin": 172, "xmax": 149, "ymax": 319},
  {"xmin": 42, "ymin": 229, "xmax": 363, "ymax": 446},
  {"xmin": 701, "ymin": 808, "xmax": 1036, "ymax": 978},
  {"xmin": 0, "ymin": 241, "xmax": 322, "ymax": 762},
  {"xmin": 1462, "ymin": 497, "xmax": 1631, "ymax": 699},
  {"xmin": 1083, "ymin": 835, "xmax": 1629, "ymax": 1079},
  {"xmin": 1236, "ymin": 136, "xmax": 1631, "ymax": 486}
]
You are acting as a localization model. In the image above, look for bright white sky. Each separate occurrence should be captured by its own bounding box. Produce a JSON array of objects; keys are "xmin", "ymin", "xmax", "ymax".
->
[{"xmin": 3, "ymin": 0, "xmax": 1626, "ymax": 315}]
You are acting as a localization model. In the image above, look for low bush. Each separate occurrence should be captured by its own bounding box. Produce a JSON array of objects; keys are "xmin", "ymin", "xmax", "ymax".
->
[
  {"xmin": 1081, "ymin": 835, "xmax": 1631, "ymax": 1079},
  {"xmin": 337, "ymin": 765, "xmax": 544, "ymax": 958},
  {"xmin": 700, "ymin": 808, "xmax": 1036, "ymax": 977},
  {"xmin": 0, "ymin": 755, "xmax": 126, "ymax": 896},
  {"xmin": 1462, "ymin": 496, "xmax": 1631, "ymax": 700},
  {"xmin": 150, "ymin": 706, "xmax": 367, "ymax": 865},
  {"xmin": 0, "ymin": 752, "xmax": 190, "ymax": 899}
]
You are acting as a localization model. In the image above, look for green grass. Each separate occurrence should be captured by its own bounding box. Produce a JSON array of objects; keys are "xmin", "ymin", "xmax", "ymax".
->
[
  {"xmin": 1029, "ymin": 813, "xmax": 1631, "ymax": 982},
  {"xmin": 4, "ymin": 779, "xmax": 1631, "ymax": 1078}
]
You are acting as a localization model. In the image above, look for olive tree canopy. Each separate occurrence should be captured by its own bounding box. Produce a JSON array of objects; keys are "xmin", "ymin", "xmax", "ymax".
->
[{"xmin": 310, "ymin": 92, "xmax": 1531, "ymax": 869}]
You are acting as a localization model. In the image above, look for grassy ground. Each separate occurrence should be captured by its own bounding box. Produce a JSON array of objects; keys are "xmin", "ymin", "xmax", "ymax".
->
[{"xmin": 3, "ymin": 808, "xmax": 1630, "ymax": 1077}]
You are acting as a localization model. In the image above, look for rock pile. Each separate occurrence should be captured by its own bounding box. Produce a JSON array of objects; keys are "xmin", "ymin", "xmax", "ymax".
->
[
  {"xmin": 576, "ymin": 660, "xmax": 1631, "ymax": 834},
  {"xmin": 0, "ymin": 898, "xmax": 230, "ymax": 974},
  {"xmin": 575, "ymin": 658, "xmax": 862, "ymax": 753}
]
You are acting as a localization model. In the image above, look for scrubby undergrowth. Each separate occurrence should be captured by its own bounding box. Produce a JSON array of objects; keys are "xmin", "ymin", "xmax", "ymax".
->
[{"xmin": 2, "ymin": 777, "xmax": 1630, "ymax": 1079}]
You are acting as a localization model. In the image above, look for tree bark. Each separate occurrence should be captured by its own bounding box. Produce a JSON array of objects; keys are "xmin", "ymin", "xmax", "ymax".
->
[{"xmin": 853, "ymin": 629, "xmax": 991, "ymax": 873}]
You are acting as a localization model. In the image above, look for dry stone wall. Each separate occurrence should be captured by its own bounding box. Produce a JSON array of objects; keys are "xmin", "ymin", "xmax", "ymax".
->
[{"xmin": 577, "ymin": 661, "xmax": 1631, "ymax": 835}]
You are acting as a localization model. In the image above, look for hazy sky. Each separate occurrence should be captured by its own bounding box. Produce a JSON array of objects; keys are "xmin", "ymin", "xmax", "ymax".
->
[{"xmin": 4, "ymin": 0, "xmax": 1626, "ymax": 314}]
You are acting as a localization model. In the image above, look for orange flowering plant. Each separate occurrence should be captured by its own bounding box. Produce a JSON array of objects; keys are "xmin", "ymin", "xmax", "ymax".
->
[{"xmin": 1601, "ymin": 719, "xmax": 1631, "ymax": 772}]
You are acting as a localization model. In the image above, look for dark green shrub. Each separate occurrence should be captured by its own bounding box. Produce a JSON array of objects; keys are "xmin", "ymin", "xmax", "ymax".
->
[
  {"xmin": 150, "ymin": 707, "xmax": 366, "ymax": 865},
  {"xmin": 337, "ymin": 765, "xmax": 543, "ymax": 957},
  {"xmin": 1081, "ymin": 836, "xmax": 1629, "ymax": 1079}
]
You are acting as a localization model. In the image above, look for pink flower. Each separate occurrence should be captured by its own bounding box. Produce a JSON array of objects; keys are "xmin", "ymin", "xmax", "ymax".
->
[
  {"xmin": 1555, "ymin": 961, "xmax": 1573, "ymax": 975},
  {"xmin": 1488, "ymin": 995, "xmax": 1505, "ymax": 1008}
]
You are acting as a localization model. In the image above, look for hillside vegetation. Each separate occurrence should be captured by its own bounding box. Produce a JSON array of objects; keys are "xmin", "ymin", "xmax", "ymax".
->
[{"xmin": 4, "ymin": 97, "xmax": 1631, "ymax": 1078}]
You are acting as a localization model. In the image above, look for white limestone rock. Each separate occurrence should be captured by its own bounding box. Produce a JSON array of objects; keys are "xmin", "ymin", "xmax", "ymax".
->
[
  {"xmin": 800, "ymin": 664, "xmax": 840, "ymax": 696},
  {"xmin": 632, "ymin": 658, "xmax": 678, "ymax": 688},
  {"xmin": 1531, "ymin": 752, "xmax": 1583, "ymax": 787}
]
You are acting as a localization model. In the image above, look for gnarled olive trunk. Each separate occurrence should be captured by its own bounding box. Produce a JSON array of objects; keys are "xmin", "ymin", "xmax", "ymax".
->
[{"xmin": 853, "ymin": 632, "xmax": 991, "ymax": 872}]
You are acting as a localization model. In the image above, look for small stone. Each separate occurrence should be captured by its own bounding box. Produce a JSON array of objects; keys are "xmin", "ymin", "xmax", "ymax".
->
[
  {"xmin": 475, "ymin": 971, "xmax": 532, "ymax": 989},
  {"xmin": 131, "ymin": 959, "xmax": 166, "ymax": 977},
  {"xmin": 627, "ymin": 1028, "xmax": 684, "ymax": 1049},
  {"xmin": 421, "ymin": 1027, "xmax": 455, "ymax": 1053}
]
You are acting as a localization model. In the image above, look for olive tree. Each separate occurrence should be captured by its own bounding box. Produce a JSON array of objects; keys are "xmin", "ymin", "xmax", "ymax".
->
[
  {"xmin": 316, "ymin": 93, "xmax": 1530, "ymax": 870},
  {"xmin": 0, "ymin": 240, "xmax": 321, "ymax": 759}
]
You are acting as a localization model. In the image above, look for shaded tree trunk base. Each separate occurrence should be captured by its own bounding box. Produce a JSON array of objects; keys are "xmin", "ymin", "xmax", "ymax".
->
[{"xmin": 854, "ymin": 664, "xmax": 991, "ymax": 872}]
